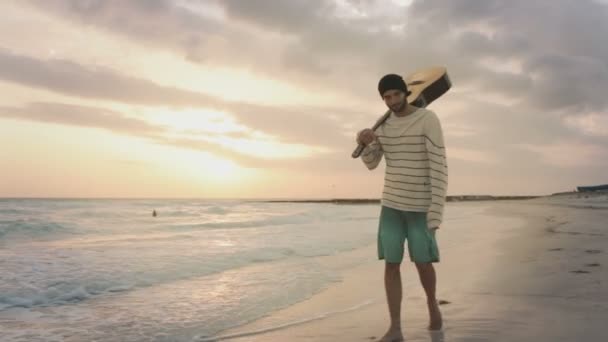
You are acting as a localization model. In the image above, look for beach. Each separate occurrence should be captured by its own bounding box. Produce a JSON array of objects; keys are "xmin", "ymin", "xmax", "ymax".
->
[
  {"xmin": 205, "ymin": 194, "xmax": 608, "ymax": 342},
  {"xmin": 1, "ymin": 195, "xmax": 606, "ymax": 341},
  {"xmin": 4, "ymin": 1, "xmax": 608, "ymax": 341}
]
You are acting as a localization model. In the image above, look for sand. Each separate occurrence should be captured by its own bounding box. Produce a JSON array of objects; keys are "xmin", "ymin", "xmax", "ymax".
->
[{"xmin": 201, "ymin": 194, "xmax": 608, "ymax": 342}]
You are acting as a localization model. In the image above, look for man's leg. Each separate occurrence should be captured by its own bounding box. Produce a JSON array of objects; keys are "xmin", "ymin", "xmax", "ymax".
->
[
  {"xmin": 415, "ymin": 262, "xmax": 442, "ymax": 330},
  {"xmin": 405, "ymin": 212, "xmax": 442, "ymax": 331},
  {"xmin": 377, "ymin": 206, "xmax": 407, "ymax": 341},
  {"xmin": 381, "ymin": 262, "xmax": 404, "ymax": 341}
]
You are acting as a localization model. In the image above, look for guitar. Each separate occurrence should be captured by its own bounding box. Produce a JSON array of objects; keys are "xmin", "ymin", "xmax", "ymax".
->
[{"xmin": 351, "ymin": 66, "xmax": 452, "ymax": 158}]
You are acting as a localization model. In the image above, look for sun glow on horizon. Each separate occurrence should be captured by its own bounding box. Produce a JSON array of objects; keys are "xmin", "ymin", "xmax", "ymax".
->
[
  {"xmin": 145, "ymin": 107, "xmax": 247, "ymax": 134},
  {"xmin": 164, "ymin": 148, "xmax": 247, "ymax": 183},
  {"xmin": 143, "ymin": 107, "xmax": 329, "ymax": 160}
]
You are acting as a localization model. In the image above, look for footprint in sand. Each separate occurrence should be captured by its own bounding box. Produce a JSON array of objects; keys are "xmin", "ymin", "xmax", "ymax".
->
[
  {"xmin": 585, "ymin": 249, "xmax": 602, "ymax": 254},
  {"xmin": 570, "ymin": 270, "xmax": 591, "ymax": 274}
]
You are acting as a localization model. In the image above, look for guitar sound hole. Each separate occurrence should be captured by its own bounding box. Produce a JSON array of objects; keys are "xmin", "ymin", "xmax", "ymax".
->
[{"xmin": 409, "ymin": 80, "xmax": 425, "ymax": 85}]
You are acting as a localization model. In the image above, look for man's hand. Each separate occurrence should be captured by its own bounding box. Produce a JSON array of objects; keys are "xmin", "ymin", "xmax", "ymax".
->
[{"xmin": 357, "ymin": 128, "xmax": 377, "ymax": 145}]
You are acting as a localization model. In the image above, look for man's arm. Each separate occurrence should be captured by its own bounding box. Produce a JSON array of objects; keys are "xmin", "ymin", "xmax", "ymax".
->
[
  {"xmin": 361, "ymin": 140, "xmax": 384, "ymax": 170},
  {"xmin": 424, "ymin": 112, "xmax": 448, "ymax": 229},
  {"xmin": 357, "ymin": 129, "xmax": 384, "ymax": 170}
]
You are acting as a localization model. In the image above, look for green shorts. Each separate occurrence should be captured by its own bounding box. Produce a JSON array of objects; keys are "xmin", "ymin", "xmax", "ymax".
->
[{"xmin": 377, "ymin": 206, "xmax": 440, "ymax": 264}]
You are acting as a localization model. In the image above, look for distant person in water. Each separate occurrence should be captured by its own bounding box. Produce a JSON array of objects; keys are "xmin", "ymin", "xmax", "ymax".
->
[
  {"xmin": 356, "ymin": 74, "xmax": 448, "ymax": 340},
  {"xmin": 152, "ymin": 210, "xmax": 157, "ymax": 217}
]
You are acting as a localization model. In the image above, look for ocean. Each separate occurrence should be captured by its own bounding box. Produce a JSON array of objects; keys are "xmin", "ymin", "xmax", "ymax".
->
[{"xmin": 0, "ymin": 198, "xmax": 385, "ymax": 341}]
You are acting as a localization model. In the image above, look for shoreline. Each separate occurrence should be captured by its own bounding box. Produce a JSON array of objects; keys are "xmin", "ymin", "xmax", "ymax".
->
[{"xmin": 204, "ymin": 198, "xmax": 608, "ymax": 341}]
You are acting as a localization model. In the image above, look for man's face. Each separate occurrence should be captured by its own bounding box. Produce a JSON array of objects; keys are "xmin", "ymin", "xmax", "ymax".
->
[{"xmin": 382, "ymin": 89, "xmax": 407, "ymax": 112}]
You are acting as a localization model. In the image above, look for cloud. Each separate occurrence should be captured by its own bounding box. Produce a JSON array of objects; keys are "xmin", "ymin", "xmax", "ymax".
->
[
  {"xmin": 6, "ymin": 0, "xmax": 608, "ymax": 196},
  {"xmin": 407, "ymin": 0, "xmax": 608, "ymax": 112},
  {"xmin": 0, "ymin": 48, "xmax": 368, "ymax": 149},
  {"xmin": 219, "ymin": 0, "xmax": 608, "ymax": 115},
  {"xmin": 0, "ymin": 101, "xmax": 362, "ymax": 171},
  {"xmin": 23, "ymin": 0, "xmax": 608, "ymax": 116},
  {"xmin": 522, "ymin": 54, "xmax": 608, "ymax": 112},
  {"xmin": 22, "ymin": 0, "xmax": 608, "ymax": 121},
  {"xmin": 447, "ymin": 147, "xmax": 499, "ymax": 164},
  {"xmin": 220, "ymin": 0, "xmax": 332, "ymax": 33},
  {"xmin": 516, "ymin": 141, "xmax": 608, "ymax": 168},
  {"xmin": 0, "ymin": 47, "xmax": 221, "ymax": 108},
  {"xmin": 21, "ymin": 0, "xmax": 287, "ymax": 78},
  {"xmin": 563, "ymin": 112, "xmax": 608, "ymax": 137},
  {"xmin": 23, "ymin": 0, "xmax": 224, "ymax": 53},
  {"xmin": 0, "ymin": 101, "xmax": 272, "ymax": 168},
  {"xmin": 0, "ymin": 102, "xmax": 163, "ymax": 137}
]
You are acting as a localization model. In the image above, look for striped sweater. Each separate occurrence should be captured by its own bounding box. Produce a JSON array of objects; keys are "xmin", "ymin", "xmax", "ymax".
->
[{"xmin": 361, "ymin": 107, "xmax": 448, "ymax": 229}]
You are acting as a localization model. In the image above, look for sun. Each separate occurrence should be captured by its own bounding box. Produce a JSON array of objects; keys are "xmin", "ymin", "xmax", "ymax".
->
[
  {"xmin": 204, "ymin": 156, "xmax": 242, "ymax": 182},
  {"xmin": 169, "ymin": 148, "xmax": 245, "ymax": 183}
]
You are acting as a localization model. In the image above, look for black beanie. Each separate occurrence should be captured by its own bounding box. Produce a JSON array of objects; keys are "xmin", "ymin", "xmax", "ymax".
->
[{"xmin": 378, "ymin": 74, "xmax": 410, "ymax": 97}]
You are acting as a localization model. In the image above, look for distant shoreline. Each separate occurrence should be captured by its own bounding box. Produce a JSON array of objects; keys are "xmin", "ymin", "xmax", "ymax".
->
[
  {"xmin": 3, "ymin": 192, "xmax": 604, "ymax": 202},
  {"xmin": 264, "ymin": 195, "xmax": 541, "ymax": 204}
]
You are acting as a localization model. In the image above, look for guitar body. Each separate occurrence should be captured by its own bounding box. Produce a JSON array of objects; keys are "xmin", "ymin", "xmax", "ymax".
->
[
  {"xmin": 405, "ymin": 66, "xmax": 452, "ymax": 108},
  {"xmin": 352, "ymin": 66, "xmax": 451, "ymax": 158}
]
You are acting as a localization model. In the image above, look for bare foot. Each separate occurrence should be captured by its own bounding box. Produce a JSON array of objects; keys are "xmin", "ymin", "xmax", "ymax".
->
[
  {"xmin": 378, "ymin": 326, "xmax": 404, "ymax": 342},
  {"xmin": 428, "ymin": 300, "xmax": 443, "ymax": 331}
]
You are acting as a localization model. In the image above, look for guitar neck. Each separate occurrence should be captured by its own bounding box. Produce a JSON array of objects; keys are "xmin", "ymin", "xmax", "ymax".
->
[{"xmin": 371, "ymin": 110, "xmax": 392, "ymax": 131}]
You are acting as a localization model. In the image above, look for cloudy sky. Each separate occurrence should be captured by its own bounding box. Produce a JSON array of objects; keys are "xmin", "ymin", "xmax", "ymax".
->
[{"xmin": 1, "ymin": 0, "xmax": 607, "ymax": 198}]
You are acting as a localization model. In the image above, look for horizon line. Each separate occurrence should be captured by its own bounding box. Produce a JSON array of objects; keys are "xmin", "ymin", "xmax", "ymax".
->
[{"xmin": 0, "ymin": 194, "xmax": 564, "ymax": 200}]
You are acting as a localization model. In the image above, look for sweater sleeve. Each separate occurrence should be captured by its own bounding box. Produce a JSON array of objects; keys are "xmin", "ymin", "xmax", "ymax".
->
[
  {"xmin": 361, "ymin": 139, "xmax": 384, "ymax": 170},
  {"xmin": 424, "ymin": 112, "xmax": 448, "ymax": 229}
]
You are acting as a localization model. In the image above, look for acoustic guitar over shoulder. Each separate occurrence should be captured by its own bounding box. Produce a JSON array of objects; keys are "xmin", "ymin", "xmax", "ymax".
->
[{"xmin": 351, "ymin": 66, "xmax": 452, "ymax": 158}]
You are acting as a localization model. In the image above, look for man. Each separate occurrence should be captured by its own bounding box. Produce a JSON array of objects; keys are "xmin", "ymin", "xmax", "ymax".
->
[{"xmin": 357, "ymin": 73, "xmax": 448, "ymax": 341}]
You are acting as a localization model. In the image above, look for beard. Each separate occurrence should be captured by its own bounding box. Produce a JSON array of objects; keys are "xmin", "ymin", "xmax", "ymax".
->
[{"xmin": 389, "ymin": 101, "xmax": 406, "ymax": 112}]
